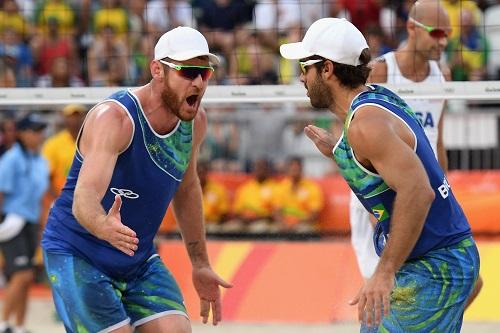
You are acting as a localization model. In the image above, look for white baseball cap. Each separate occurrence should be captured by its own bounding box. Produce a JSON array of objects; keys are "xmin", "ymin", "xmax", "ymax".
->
[
  {"xmin": 154, "ymin": 26, "xmax": 220, "ymax": 65},
  {"xmin": 280, "ymin": 18, "xmax": 369, "ymax": 66}
]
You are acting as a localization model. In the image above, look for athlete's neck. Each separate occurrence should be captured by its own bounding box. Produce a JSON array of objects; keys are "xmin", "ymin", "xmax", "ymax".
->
[
  {"xmin": 394, "ymin": 46, "xmax": 430, "ymax": 82},
  {"xmin": 133, "ymin": 83, "xmax": 179, "ymax": 135},
  {"xmin": 330, "ymin": 84, "xmax": 368, "ymax": 123}
]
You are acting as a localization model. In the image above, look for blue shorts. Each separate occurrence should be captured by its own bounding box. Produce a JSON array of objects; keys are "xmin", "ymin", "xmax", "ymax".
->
[
  {"xmin": 361, "ymin": 237, "xmax": 480, "ymax": 333},
  {"xmin": 43, "ymin": 251, "xmax": 187, "ymax": 333}
]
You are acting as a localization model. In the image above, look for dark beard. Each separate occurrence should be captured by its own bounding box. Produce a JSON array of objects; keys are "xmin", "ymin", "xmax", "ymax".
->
[{"xmin": 309, "ymin": 75, "xmax": 332, "ymax": 109}]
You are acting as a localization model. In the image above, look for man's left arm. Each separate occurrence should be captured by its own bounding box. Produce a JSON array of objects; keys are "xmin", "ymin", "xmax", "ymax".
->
[
  {"xmin": 347, "ymin": 107, "xmax": 435, "ymax": 326},
  {"xmin": 172, "ymin": 108, "xmax": 232, "ymax": 325}
]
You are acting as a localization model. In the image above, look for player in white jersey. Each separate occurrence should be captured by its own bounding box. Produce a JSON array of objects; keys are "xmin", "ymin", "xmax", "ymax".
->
[{"xmin": 350, "ymin": 0, "xmax": 482, "ymax": 307}]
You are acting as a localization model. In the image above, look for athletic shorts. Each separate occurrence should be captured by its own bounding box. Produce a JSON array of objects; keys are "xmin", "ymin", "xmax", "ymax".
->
[
  {"xmin": 43, "ymin": 251, "xmax": 188, "ymax": 333},
  {"xmin": 361, "ymin": 237, "xmax": 480, "ymax": 333},
  {"xmin": 0, "ymin": 222, "xmax": 38, "ymax": 278}
]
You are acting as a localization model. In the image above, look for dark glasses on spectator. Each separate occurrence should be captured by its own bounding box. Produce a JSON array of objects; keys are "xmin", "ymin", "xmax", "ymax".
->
[
  {"xmin": 409, "ymin": 17, "xmax": 448, "ymax": 39},
  {"xmin": 298, "ymin": 59, "xmax": 324, "ymax": 74},
  {"xmin": 159, "ymin": 60, "xmax": 214, "ymax": 81}
]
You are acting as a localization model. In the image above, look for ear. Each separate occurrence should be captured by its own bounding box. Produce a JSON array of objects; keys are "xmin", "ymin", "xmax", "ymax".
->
[
  {"xmin": 322, "ymin": 60, "xmax": 334, "ymax": 80},
  {"xmin": 150, "ymin": 60, "xmax": 164, "ymax": 80},
  {"xmin": 407, "ymin": 19, "xmax": 416, "ymax": 37}
]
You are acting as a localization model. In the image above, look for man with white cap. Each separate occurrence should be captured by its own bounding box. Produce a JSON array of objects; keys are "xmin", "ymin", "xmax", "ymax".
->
[
  {"xmin": 41, "ymin": 26, "xmax": 231, "ymax": 332},
  {"xmin": 281, "ymin": 18, "xmax": 479, "ymax": 332}
]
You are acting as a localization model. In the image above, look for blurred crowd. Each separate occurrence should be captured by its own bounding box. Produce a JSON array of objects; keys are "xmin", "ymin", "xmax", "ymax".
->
[
  {"xmin": 0, "ymin": 0, "xmax": 498, "ymax": 88},
  {"xmin": 0, "ymin": 105, "xmax": 328, "ymax": 237}
]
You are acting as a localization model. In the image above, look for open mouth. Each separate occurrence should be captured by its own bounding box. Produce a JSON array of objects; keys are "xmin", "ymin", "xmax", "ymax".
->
[{"xmin": 186, "ymin": 95, "xmax": 198, "ymax": 107}]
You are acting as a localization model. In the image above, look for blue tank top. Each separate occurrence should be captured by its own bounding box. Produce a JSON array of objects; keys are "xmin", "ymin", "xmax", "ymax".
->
[
  {"xmin": 333, "ymin": 85, "xmax": 471, "ymax": 260},
  {"xmin": 42, "ymin": 89, "xmax": 193, "ymax": 279}
]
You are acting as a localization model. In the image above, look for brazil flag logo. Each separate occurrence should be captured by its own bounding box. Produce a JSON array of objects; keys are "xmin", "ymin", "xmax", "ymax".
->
[{"xmin": 372, "ymin": 203, "xmax": 389, "ymax": 222}]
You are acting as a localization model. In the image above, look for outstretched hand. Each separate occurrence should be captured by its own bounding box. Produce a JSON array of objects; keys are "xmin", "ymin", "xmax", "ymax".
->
[
  {"xmin": 97, "ymin": 194, "xmax": 139, "ymax": 256},
  {"xmin": 304, "ymin": 125, "xmax": 337, "ymax": 158},
  {"xmin": 192, "ymin": 266, "xmax": 233, "ymax": 325}
]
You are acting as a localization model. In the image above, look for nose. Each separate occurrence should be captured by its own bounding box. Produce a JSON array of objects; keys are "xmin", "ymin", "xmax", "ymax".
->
[
  {"xmin": 438, "ymin": 36, "xmax": 448, "ymax": 48},
  {"xmin": 299, "ymin": 72, "xmax": 305, "ymax": 83},
  {"xmin": 192, "ymin": 74, "xmax": 204, "ymax": 88}
]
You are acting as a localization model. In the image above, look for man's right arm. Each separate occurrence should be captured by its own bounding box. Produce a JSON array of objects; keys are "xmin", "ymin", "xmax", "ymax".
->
[{"xmin": 72, "ymin": 103, "xmax": 139, "ymax": 256}]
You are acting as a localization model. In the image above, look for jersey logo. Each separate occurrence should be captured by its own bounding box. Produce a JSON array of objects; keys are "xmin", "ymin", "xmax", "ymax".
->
[
  {"xmin": 415, "ymin": 112, "xmax": 435, "ymax": 128},
  {"xmin": 372, "ymin": 203, "xmax": 389, "ymax": 222},
  {"xmin": 110, "ymin": 187, "xmax": 139, "ymax": 199},
  {"xmin": 437, "ymin": 177, "xmax": 451, "ymax": 199}
]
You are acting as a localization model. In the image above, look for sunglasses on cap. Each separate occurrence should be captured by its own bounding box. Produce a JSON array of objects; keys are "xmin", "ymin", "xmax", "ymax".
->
[
  {"xmin": 409, "ymin": 17, "xmax": 448, "ymax": 39},
  {"xmin": 159, "ymin": 60, "xmax": 214, "ymax": 81},
  {"xmin": 298, "ymin": 59, "xmax": 324, "ymax": 74}
]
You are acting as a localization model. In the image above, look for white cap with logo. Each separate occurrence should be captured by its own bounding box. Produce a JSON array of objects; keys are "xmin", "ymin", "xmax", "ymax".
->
[
  {"xmin": 280, "ymin": 18, "xmax": 369, "ymax": 66},
  {"xmin": 154, "ymin": 26, "xmax": 220, "ymax": 65}
]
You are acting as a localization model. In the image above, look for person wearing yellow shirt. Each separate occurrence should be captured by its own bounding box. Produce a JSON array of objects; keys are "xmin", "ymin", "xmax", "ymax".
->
[
  {"xmin": 197, "ymin": 160, "xmax": 230, "ymax": 233},
  {"xmin": 35, "ymin": 0, "xmax": 76, "ymax": 36},
  {"xmin": 274, "ymin": 156, "xmax": 324, "ymax": 233},
  {"xmin": 443, "ymin": 0, "xmax": 481, "ymax": 39},
  {"xmin": 42, "ymin": 104, "xmax": 86, "ymax": 199},
  {"xmin": 92, "ymin": 0, "xmax": 129, "ymax": 38},
  {"xmin": 225, "ymin": 158, "xmax": 278, "ymax": 233}
]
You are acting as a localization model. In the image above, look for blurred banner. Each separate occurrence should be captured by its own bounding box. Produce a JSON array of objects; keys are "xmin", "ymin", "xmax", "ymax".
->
[
  {"xmin": 159, "ymin": 239, "xmax": 500, "ymax": 323},
  {"xmin": 161, "ymin": 170, "xmax": 500, "ymax": 234}
]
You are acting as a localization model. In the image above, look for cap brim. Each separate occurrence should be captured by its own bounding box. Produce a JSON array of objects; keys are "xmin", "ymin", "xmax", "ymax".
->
[
  {"xmin": 168, "ymin": 51, "xmax": 220, "ymax": 66},
  {"xmin": 280, "ymin": 42, "xmax": 313, "ymax": 60}
]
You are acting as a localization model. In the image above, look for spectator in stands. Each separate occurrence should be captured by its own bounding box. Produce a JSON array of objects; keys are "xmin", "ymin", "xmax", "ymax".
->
[
  {"xmin": 253, "ymin": 0, "xmax": 301, "ymax": 51},
  {"xmin": 92, "ymin": 0, "xmax": 129, "ymax": 39},
  {"xmin": 31, "ymin": 16, "xmax": 78, "ymax": 79},
  {"xmin": 144, "ymin": 0, "xmax": 193, "ymax": 38},
  {"xmin": 42, "ymin": 104, "xmax": 86, "ymax": 199},
  {"xmin": 0, "ymin": 118, "xmax": 16, "ymax": 157},
  {"xmin": 443, "ymin": 0, "xmax": 482, "ymax": 39},
  {"xmin": 0, "ymin": 0, "xmax": 31, "ymax": 41},
  {"xmin": 126, "ymin": 0, "xmax": 153, "ymax": 85},
  {"xmin": 0, "ymin": 57, "xmax": 16, "ymax": 88},
  {"xmin": 447, "ymin": 8, "xmax": 490, "ymax": 81},
  {"xmin": 87, "ymin": 24, "xmax": 128, "ymax": 86},
  {"xmin": 234, "ymin": 31, "xmax": 279, "ymax": 84},
  {"xmin": 35, "ymin": 0, "xmax": 76, "ymax": 37},
  {"xmin": 202, "ymin": 111, "xmax": 241, "ymax": 171},
  {"xmin": 35, "ymin": 56, "xmax": 84, "ymax": 87},
  {"xmin": 340, "ymin": 0, "xmax": 381, "ymax": 34},
  {"xmin": 225, "ymin": 158, "xmax": 279, "ymax": 233},
  {"xmin": 366, "ymin": 26, "xmax": 392, "ymax": 59},
  {"xmin": 193, "ymin": 0, "xmax": 255, "ymax": 81},
  {"xmin": 273, "ymin": 156, "xmax": 324, "ymax": 233},
  {"xmin": 0, "ymin": 27, "xmax": 33, "ymax": 87},
  {"xmin": 0, "ymin": 61, "xmax": 16, "ymax": 156},
  {"xmin": 282, "ymin": 115, "xmax": 336, "ymax": 177},
  {"xmin": 197, "ymin": 159, "xmax": 230, "ymax": 233},
  {"xmin": 0, "ymin": 113, "xmax": 49, "ymax": 333}
]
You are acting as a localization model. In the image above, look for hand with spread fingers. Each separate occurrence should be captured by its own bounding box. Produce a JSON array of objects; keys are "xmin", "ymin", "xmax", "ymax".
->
[
  {"xmin": 192, "ymin": 266, "xmax": 233, "ymax": 325},
  {"xmin": 349, "ymin": 270, "xmax": 394, "ymax": 328},
  {"xmin": 96, "ymin": 194, "xmax": 139, "ymax": 256},
  {"xmin": 304, "ymin": 125, "xmax": 337, "ymax": 158}
]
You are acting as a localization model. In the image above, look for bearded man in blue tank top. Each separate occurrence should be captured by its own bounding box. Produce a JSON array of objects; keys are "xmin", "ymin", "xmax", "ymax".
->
[
  {"xmin": 281, "ymin": 17, "xmax": 479, "ymax": 333},
  {"xmin": 42, "ymin": 26, "xmax": 232, "ymax": 333}
]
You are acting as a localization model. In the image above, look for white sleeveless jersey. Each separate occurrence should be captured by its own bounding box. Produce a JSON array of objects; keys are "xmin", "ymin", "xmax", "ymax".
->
[{"xmin": 383, "ymin": 51, "xmax": 445, "ymax": 155}]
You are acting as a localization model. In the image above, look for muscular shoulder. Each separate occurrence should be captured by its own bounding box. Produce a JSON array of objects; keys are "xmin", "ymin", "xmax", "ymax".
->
[
  {"xmin": 367, "ymin": 57, "xmax": 388, "ymax": 83},
  {"xmin": 80, "ymin": 102, "xmax": 133, "ymax": 154}
]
